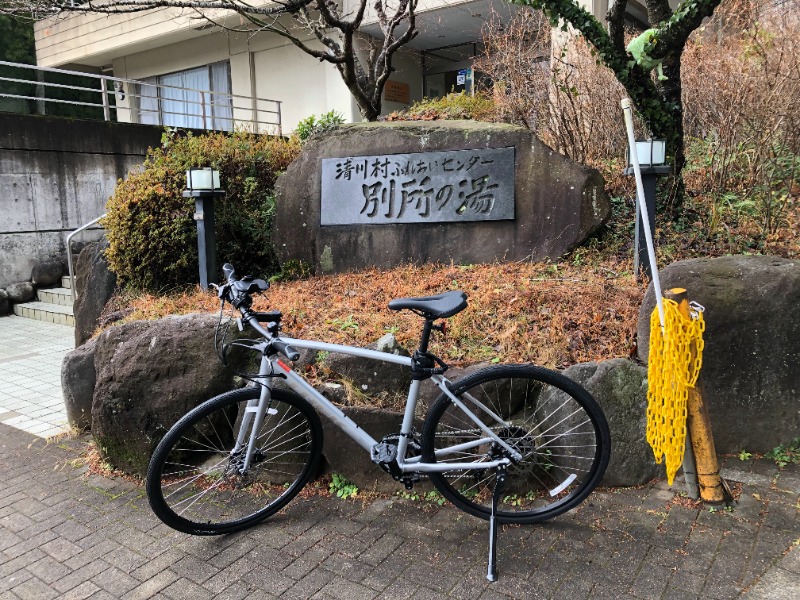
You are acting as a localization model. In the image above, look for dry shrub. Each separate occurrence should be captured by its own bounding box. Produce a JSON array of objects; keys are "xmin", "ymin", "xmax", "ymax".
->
[
  {"xmin": 383, "ymin": 92, "xmax": 498, "ymax": 122},
  {"xmin": 682, "ymin": 0, "xmax": 800, "ymax": 232},
  {"xmin": 544, "ymin": 34, "xmax": 633, "ymax": 165},
  {"xmin": 476, "ymin": 11, "xmax": 633, "ymax": 167},
  {"xmin": 473, "ymin": 10, "xmax": 551, "ymax": 131}
]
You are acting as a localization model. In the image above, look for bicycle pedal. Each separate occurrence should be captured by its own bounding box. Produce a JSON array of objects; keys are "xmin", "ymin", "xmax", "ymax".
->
[{"xmin": 370, "ymin": 442, "xmax": 398, "ymax": 465}]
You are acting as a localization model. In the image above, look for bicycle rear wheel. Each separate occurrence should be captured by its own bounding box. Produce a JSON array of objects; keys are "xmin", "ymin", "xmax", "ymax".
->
[
  {"xmin": 421, "ymin": 365, "xmax": 609, "ymax": 524},
  {"xmin": 146, "ymin": 387, "xmax": 322, "ymax": 535}
]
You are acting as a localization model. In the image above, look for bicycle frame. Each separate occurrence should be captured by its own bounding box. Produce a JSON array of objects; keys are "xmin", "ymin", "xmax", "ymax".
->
[{"xmin": 234, "ymin": 333, "xmax": 520, "ymax": 475}]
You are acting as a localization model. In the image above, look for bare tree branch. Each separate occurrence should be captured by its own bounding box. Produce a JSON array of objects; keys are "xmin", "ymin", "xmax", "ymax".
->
[{"xmin": 1, "ymin": 0, "xmax": 418, "ymax": 121}]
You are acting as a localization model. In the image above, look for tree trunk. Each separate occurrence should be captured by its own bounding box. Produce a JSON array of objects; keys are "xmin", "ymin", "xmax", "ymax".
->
[{"xmin": 654, "ymin": 50, "xmax": 686, "ymax": 208}]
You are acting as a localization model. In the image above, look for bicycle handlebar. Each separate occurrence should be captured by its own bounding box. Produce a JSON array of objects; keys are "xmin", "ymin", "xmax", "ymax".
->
[{"xmin": 219, "ymin": 262, "xmax": 299, "ymax": 362}]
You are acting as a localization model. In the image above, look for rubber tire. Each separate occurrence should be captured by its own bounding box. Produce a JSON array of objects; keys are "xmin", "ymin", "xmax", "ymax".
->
[
  {"xmin": 421, "ymin": 365, "xmax": 610, "ymax": 524},
  {"xmin": 146, "ymin": 387, "xmax": 322, "ymax": 535}
]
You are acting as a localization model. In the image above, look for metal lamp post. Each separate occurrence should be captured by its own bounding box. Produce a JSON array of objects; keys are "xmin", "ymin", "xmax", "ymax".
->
[
  {"xmin": 625, "ymin": 139, "xmax": 671, "ymax": 280},
  {"xmin": 183, "ymin": 167, "xmax": 224, "ymax": 289}
]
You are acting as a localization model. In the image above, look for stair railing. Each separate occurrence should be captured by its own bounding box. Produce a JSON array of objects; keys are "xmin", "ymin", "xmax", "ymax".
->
[{"xmin": 66, "ymin": 214, "xmax": 107, "ymax": 303}]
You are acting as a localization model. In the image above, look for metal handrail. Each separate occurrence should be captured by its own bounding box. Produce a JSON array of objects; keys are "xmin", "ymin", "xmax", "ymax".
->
[
  {"xmin": 0, "ymin": 60, "xmax": 282, "ymax": 134},
  {"xmin": 66, "ymin": 214, "xmax": 107, "ymax": 303}
]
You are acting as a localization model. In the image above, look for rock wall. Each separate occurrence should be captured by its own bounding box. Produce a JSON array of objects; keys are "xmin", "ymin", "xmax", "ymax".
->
[{"xmin": 64, "ymin": 255, "xmax": 798, "ymax": 484}]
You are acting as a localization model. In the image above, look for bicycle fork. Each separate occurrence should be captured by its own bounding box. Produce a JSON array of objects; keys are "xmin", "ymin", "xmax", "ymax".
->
[{"xmin": 232, "ymin": 356, "xmax": 276, "ymax": 474}]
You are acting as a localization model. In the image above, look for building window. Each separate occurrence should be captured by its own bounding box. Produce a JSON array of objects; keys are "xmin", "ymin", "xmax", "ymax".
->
[{"xmin": 136, "ymin": 61, "xmax": 232, "ymax": 130}]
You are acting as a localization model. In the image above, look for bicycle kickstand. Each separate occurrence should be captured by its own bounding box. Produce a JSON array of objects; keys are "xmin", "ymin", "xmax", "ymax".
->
[{"xmin": 487, "ymin": 466, "xmax": 507, "ymax": 582}]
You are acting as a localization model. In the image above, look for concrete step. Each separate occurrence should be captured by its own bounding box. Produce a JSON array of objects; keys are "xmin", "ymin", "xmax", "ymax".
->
[
  {"xmin": 37, "ymin": 287, "xmax": 74, "ymax": 307},
  {"xmin": 12, "ymin": 301, "xmax": 74, "ymax": 327},
  {"xmin": 61, "ymin": 275, "xmax": 72, "ymax": 289}
]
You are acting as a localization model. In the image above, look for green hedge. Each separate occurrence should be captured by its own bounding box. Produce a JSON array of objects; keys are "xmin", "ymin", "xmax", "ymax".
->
[{"xmin": 105, "ymin": 129, "xmax": 300, "ymax": 291}]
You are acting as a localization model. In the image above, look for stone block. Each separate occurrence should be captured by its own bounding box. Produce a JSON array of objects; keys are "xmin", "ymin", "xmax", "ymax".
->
[
  {"xmin": 638, "ymin": 256, "xmax": 799, "ymax": 453},
  {"xmin": 275, "ymin": 121, "xmax": 609, "ymax": 274}
]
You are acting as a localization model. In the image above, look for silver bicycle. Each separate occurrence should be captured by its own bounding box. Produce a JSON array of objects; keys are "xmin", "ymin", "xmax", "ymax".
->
[{"xmin": 146, "ymin": 263, "xmax": 610, "ymax": 580}]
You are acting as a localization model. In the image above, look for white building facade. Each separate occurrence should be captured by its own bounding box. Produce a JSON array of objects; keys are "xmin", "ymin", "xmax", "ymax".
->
[{"xmin": 33, "ymin": 0, "xmax": 648, "ymax": 133}]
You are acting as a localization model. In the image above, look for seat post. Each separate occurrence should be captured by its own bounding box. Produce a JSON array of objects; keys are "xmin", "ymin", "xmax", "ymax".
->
[{"xmin": 417, "ymin": 319, "xmax": 434, "ymax": 354}]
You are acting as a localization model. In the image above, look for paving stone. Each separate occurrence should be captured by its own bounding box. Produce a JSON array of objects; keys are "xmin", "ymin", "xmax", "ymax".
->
[
  {"xmin": 205, "ymin": 536, "xmax": 259, "ymax": 570},
  {"xmin": 359, "ymin": 532, "xmax": 404, "ymax": 566},
  {"xmin": 0, "ymin": 513, "xmax": 35, "ymax": 533},
  {"xmin": 119, "ymin": 569, "xmax": 179, "ymax": 600},
  {"xmin": 280, "ymin": 568, "xmax": 335, "ymax": 599},
  {"xmin": 777, "ymin": 547, "xmax": 800, "ymax": 575},
  {"xmin": 161, "ymin": 577, "xmax": 214, "ymax": 600},
  {"xmin": 0, "ymin": 530, "xmax": 23, "ymax": 553},
  {"xmin": 90, "ymin": 565, "xmax": 140, "ymax": 596},
  {"xmin": 169, "ymin": 554, "xmax": 221, "ymax": 585},
  {"xmin": 743, "ymin": 565, "xmax": 800, "ymax": 600},
  {"xmin": 65, "ymin": 539, "xmax": 120, "ymax": 570},
  {"xmin": 101, "ymin": 545, "xmax": 148, "ymax": 572},
  {"xmin": 0, "ymin": 570, "xmax": 33, "ymax": 593},
  {"xmin": 223, "ymin": 557, "xmax": 295, "ymax": 596},
  {"xmin": 317, "ymin": 576, "xmax": 379, "ymax": 600},
  {"xmin": 0, "ymin": 549, "xmax": 47, "ymax": 578},
  {"xmin": 50, "ymin": 520, "xmax": 92, "ymax": 543},
  {"xmin": 26, "ymin": 554, "xmax": 72, "ymax": 584},
  {"xmin": 52, "ymin": 560, "xmax": 108, "ymax": 594},
  {"xmin": 320, "ymin": 553, "xmax": 374, "ymax": 582},
  {"xmin": 59, "ymin": 581, "xmax": 100, "ymax": 600},
  {"xmin": 39, "ymin": 537, "xmax": 84, "ymax": 562},
  {"xmin": 3, "ymin": 530, "xmax": 58, "ymax": 559},
  {"xmin": 8, "ymin": 575, "xmax": 58, "ymax": 600},
  {"xmin": 628, "ymin": 562, "xmax": 671, "ymax": 599}
]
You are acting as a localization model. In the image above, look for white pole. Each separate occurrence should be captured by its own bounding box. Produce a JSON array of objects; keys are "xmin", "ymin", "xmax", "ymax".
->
[{"xmin": 621, "ymin": 98, "xmax": 665, "ymax": 330}]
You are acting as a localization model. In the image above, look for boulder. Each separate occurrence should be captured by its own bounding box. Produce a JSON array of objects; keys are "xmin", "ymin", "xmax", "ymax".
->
[
  {"xmin": 637, "ymin": 256, "xmax": 799, "ymax": 453},
  {"xmin": 415, "ymin": 362, "xmax": 494, "ymax": 416},
  {"xmin": 61, "ymin": 338, "xmax": 97, "ymax": 431},
  {"xmin": 31, "ymin": 259, "xmax": 63, "ymax": 287},
  {"xmin": 0, "ymin": 289, "xmax": 9, "ymax": 316},
  {"xmin": 275, "ymin": 121, "xmax": 610, "ymax": 274},
  {"xmin": 91, "ymin": 313, "xmax": 243, "ymax": 476},
  {"xmin": 74, "ymin": 240, "xmax": 117, "ymax": 347},
  {"xmin": 6, "ymin": 282, "xmax": 34, "ymax": 303},
  {"xmin": 320, "ymin": 405, "xmax": 425, "ymax": 493},
  {"xmin": 563, "ymin": 359, "xmax": 661, "ymax": 486},
  {"xmin": 320, "ymin": 333, "xmax": 411, "ymax": 407}
]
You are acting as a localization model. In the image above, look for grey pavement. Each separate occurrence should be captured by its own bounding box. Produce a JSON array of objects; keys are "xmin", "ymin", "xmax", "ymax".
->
[
  {"xmin": 0, "ymin": 314, "xmax": 797, "ymax": 599},
  {"xmin": 0, "ymin": 422, "xmax": 798, "ymax": 599},
  {"xmin": 0, "ymin": 316, "xmax": 73, "ymax": 438}
]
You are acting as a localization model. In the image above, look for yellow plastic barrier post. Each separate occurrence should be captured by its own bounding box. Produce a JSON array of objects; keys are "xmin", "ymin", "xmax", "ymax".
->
[{"xmin": 667, "ymin": 289, "xmax": 725, "ymax": 503}]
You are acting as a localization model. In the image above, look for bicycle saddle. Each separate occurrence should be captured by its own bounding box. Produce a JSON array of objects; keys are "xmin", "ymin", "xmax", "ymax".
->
[{"xmin": 388, "ymin": 290, "xmax": 468, "ymax": 319}]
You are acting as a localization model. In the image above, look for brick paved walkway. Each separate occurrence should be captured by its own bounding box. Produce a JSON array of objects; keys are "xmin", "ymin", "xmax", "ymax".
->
[{"xmin": 0, "ymin": 423, "xmax": 797, "ymax": 599}]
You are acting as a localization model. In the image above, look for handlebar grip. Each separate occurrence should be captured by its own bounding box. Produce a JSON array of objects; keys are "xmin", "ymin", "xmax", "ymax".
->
[
  {"xmin": 222, "ymin": 263, "xmax": 237, "ymax": 283},
  {"xmin": 272, "ymin": 340, "xmax": 300, "ymax": 362}
]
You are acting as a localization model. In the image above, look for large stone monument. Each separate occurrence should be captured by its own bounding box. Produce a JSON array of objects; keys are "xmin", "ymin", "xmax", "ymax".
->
[{"xmin": 274, "ymin": 121, "xmax": 609, "ymax": 273}]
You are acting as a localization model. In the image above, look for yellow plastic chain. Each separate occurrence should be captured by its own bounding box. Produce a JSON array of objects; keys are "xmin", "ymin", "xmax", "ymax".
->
[{"xmin": 646, "ymin": 298, "xmax": 705, "ymax": 484}]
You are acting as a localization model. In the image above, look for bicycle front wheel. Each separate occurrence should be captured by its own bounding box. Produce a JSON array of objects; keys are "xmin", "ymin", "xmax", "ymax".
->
[
  {"xmin": 146, "ymin": 387, "xmax": 322, "ymax": 535},
  {"xmin": 421, "ymin": 365, "xmax": 609, "ymax": 524}
]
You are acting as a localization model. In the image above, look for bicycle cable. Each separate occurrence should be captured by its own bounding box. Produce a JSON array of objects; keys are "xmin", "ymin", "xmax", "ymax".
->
[{"xmin": 214, "ymin": 300, "xmax": 275, "ymax": 388}]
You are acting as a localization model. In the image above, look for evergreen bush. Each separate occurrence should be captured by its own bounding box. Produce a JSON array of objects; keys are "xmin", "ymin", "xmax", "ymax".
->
[{"xmin": 104, "ymin": 129, "xmax": 300, "ymax": 291}]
